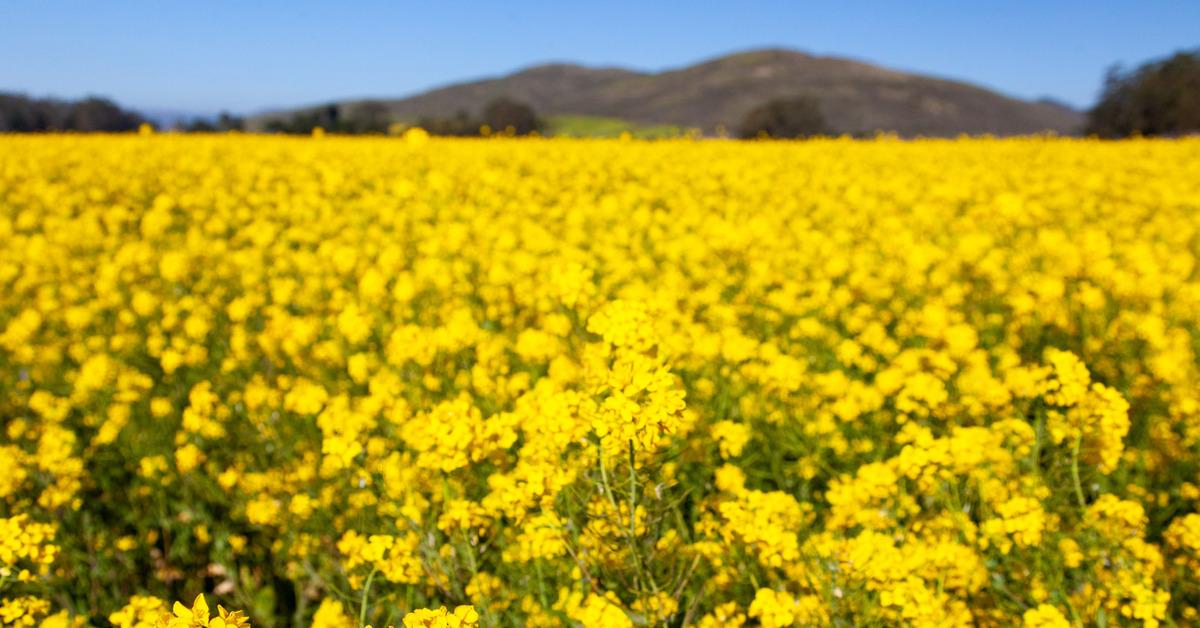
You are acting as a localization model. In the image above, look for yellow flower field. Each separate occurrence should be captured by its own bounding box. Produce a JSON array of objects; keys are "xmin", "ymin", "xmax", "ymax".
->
[{"xmin": 2, "ymin": 133, "xmax": 1200, "ymax": 627}]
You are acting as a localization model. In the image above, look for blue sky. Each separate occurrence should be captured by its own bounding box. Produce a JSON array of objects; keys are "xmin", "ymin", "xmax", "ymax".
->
[{"xmin": 1, "ymin": 0, "xmax": 1197, "ymax": 118}]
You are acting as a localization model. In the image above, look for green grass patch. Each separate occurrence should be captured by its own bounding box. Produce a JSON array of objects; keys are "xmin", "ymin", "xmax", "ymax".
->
[{"xmin": 545, "ymin": 115, "xmax": 685, "ymax": 139}]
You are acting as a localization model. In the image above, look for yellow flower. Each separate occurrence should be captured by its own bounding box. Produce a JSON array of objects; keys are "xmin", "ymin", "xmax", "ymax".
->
[
  {"xmin": 155, "ymin": 595, "xmax": 249, "ymax": 628},
  {"xmin": 174, "ymin": 444, "xmax": 206, "ymax": 474},
  {"xmin": 110, "ymin": 596, "xmax": 168, "ymax": 628},
  {"xmin": 1022, "ymin": 604, "xmax": 1071, "ymax": 628},
  {"xmin": 401, "ymin": 606, "xmax": 478, "ymax": 628},
  {"xmin": 310, "ymin": 600, "xmax": 354, "ymax": 628}
]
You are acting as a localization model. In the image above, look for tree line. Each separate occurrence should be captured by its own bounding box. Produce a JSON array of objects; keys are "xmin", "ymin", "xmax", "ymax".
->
[
  {"xmin": 0, "ymin": 93, "xmax": 250, "ymax": 133},
  {"xmin": 5, "ymin": 49, "xmax": 1197, "ymax": 138},
  {"xmin": 263, "ymin": 97, "xmax": 545, "ymax": 136},
  {"xmin": 1085, "ymin": 49, "xmax": 1200, "ymax": 138},
  {"xmin": 0, "ymin": 93, "xmax": 148, "ymax": 132}
]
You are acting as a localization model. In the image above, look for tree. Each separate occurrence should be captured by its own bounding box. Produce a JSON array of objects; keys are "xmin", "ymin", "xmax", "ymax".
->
[
  {"xmin": 263, "ymin": 103, "xmax": 390, "ymax": 135},
  {"xmin": 183, "ymin": 113, "xmax": 243, "ymax": 133},
  {"xmin": 482, "ymin": 97, "xmax": 541, "ymax": 135},
  {"xmin": 64, "ymin": 97, "xmax": 146, "ymax": 132},
  {"xmin": 185, "ymin": 118, "xmax": 218, "ymax": 132},
  {"xmin": 1, "ymin": 93, "xmax": 147, "ymax": 132},
  {"xmin": 264, "ymin": 109, "xmax": 325, "ymax": 134},
  {"xmin": 216, "ymin": 112, "xmax": 245, "ymax": 132},
  {"xmin": 738, "ymin": 95, "xmax": 828, "ymax": 139},
  {"xmin": 0, "ymin": 94, "xmax": 56, "ymax": 131},
  {"xmin": 1086, "ymin": 50, "xmax": 1200, "ymax": 138},
  {"xmin": 415, "ymin": 110, "xmax": 480, "ymax": 137},
  {"xmin": 345, "ymin": 102, "xmax": 390, "ymax": 134}
]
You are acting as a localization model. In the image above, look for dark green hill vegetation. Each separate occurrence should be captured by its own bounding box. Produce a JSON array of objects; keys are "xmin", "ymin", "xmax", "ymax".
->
[
  {"xmin": 0, "ymin": 93, "xmax": 148, "ymax": 132},
  {"xmin": 737, "ymin": 95, "xmax": 829, "ymax": 138},
  {"xmin": 1086, "ymin": 49, "xmax": 1200, "ymax": 138},
  {"xmin": 545, "ymin": 115, "xmax": 684, "ymax": 138}
]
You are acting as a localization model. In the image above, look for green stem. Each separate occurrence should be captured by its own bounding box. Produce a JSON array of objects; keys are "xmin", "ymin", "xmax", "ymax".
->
[
  {"xmin": 1062, "ymin": 593, "xmax": 1084, "ymax": 628},
  {"xmin": 1071, "ymin": 431, "xmax": 1087, "ymax": 510},
  {"xmin": 359, "ymin": 566, "xmax": 379, "ymax": 628},
  {"xmin": 293, "ymin": 579, "xmax": 311, "ymax": 628},
  {"xmin": 1031, "ymin": 407, "xmax": 1044, "ymax": 480},
  {"xmin": 460, "ymin": 530, "xmax": 494, "ymax": 628},
  {"xmin": 745, "ymin": 564, "xmax": 760, "ymax": 591},
  {"xmin": 598, "ymin": 443, "xmax": 645, "ymax": 611},
  {"xmin": 630, "ymin": 441, "xmax": 666, "ymax": 625},
  {"xmin": 598, "ymin": 442, "xmax": 626, "ymax": 530},
  {"xmin": 535, "ymin": 559, "xmax": 549, "ymax": 609}
]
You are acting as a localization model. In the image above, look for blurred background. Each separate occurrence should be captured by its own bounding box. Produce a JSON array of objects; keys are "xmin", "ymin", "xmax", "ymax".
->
[{"xmin": 1, "ymin": 0, "xmax": 1197, "ymax": 137}]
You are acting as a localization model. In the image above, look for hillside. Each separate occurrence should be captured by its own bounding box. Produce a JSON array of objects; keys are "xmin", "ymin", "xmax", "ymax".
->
[{"xmin": 249, "ymin": 49, "xmax": 1083, "ymax": 136}]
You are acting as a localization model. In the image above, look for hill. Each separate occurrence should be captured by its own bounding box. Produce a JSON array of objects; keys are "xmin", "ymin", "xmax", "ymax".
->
[{"xmin": 248, "ymin": 49, "xmax": 1083, "ymax": 137}]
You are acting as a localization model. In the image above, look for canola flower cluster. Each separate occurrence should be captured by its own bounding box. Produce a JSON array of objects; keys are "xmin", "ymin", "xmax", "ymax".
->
[{"xmin": 2, "ymin": 132, "xmax": 1200, "ymax": 627}]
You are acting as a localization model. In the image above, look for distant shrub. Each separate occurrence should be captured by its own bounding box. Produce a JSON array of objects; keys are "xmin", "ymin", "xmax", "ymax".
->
[
  {"xmin": 1086, "ymin": 50, "xmax": 1200, "ymax": 138},
  {"xmin": 411, "ymin": 98, "xmax": 543, "ymax": 137},
  {"xmin": 264, "ymin": 98, "xmax": 543, "ymax": 138},
  {"xmin": 482, "ymin": 97, "xmax": 542, "ymax": 135},
  {"xmin": 185, "ymin": 112, "xmax": 245, "ymax": 133},
  {"xmin": 347, "ymin": 102, "xmax": 391, "ymax": 134},
  {"xmin": 265, "ymin": 103, "xmax": 390, "ymax": 135},
  {"xmin": 264, "ymin": 107, "xmax": 333, "ymax": 134},
  {"xmin": 415, "ymin": 110, "xmax": 481, "ymax": 137},
  {"xmin": 738, "ymin": 95, "xmax": 828, "ymax": 139}
]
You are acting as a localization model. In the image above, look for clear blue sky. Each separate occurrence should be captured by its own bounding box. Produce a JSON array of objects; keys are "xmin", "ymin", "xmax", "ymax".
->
[{"xmin": 1, "ymin": 0, "xmax": 1197, "ymax": 117}]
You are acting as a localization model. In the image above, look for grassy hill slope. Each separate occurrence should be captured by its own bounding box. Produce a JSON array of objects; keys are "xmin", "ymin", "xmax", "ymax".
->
[{"xmin": 249, "ymin": 49, "xmax": 1083, "ymax": 137}]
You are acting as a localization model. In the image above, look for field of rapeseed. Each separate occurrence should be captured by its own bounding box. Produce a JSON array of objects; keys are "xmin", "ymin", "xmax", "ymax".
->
[{"xmin": 2, "ymin": 132, "xmax": 1200, "ymax": 628}]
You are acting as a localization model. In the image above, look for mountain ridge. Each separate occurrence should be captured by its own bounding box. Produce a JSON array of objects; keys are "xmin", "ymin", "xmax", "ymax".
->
[{"xmin": 248, "ymin": 48, "xmax": 1083, "ymax": 137}]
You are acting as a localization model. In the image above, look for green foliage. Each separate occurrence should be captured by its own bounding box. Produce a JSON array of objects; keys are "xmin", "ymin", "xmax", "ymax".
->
[
  {"xmin": 265, "ymin": 103, "xmax": 391, "ymax": 135},
  {"xmin": 1086, "ymin": 50, "xmax": 1200, "ymax": 138},
  {"xmin": 413, "ymin": 98, "xmax": 546, "ymax": 137},
  {"xmin": 482, "ymin": 98, "xmax": 542, "ymax": 136},
  {"xmin": 738, "ymin": 95, "xmax": 829, "ymax": 139},
  {"xmin": 0, "ymin": 93, "xmax": 148, "ymax": 132},
  {"xmin": 546, "ymin": 115, "xmax": 684, "ymax": 139},
  {"xmin": 414, "ymin": 110, "xmax": 481, "ymax": 137},
  {"xmin": 184, "ymin": 112, "xmax": 245, "ymax": 133}
]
